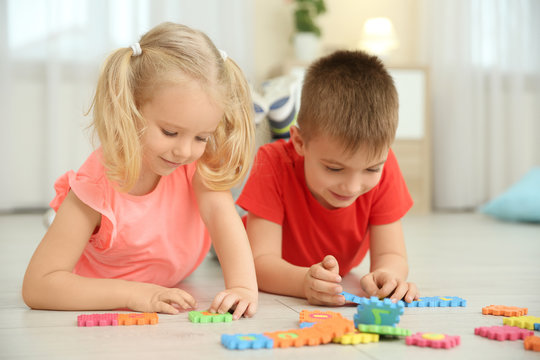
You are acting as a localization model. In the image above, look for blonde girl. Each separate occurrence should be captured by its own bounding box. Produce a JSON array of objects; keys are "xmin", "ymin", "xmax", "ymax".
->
[{"xmin": 22, "ymin": 22, "xmax": 257, "ymax": 319}]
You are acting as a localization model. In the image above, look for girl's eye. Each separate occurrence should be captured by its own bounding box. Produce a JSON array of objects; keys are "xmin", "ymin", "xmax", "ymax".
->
[
  {"xmin": 196, "ymin": 136, "xmax": 209, "ymax": 143},
  {"xmin": 162, "ymin": 129, "xmax": 177, "ymax": 137}
]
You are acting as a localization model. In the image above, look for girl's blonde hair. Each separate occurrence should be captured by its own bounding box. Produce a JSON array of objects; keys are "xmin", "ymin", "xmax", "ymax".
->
[{"xmin": 90, "ymin": 22, "xmax": 254, "ymax": 192}]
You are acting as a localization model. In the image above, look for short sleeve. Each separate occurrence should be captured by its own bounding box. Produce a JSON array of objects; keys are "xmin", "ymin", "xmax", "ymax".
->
[
  {"xmin": 368, "ymin": 149, "xmax": 413, "ymax": 225},
  {"xmin": 49, "ymin": 154, "xmax": 117, "ymax": 250},
  {"xmin": 237, "ymin": 146, "xmax": 285, "ymax": 225}
]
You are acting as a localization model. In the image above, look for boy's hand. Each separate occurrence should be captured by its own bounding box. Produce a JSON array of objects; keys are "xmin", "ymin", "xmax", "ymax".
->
[
  {"xmin": 209, "ymin": 287, "xmax": 258, "ymax": 320},
  {"xmin": 127, "ymin": 283, "xmax": 197, "ymax": 314},
  {"xmin": 360, "ymin": 270, "xmax": 419, "ymax": 303},
  {"xmin": 303, "ymin": 255, "xmax": 345, "ymax": 306}
]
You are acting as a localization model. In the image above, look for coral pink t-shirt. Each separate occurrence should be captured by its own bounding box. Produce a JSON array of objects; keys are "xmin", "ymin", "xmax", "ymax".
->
[
  {"xmin": 237, "ymin": 140, "xmax": 412, "ymax": 276},
  {"xmin": 50, "ymin": 149, "xmax": 211, "ymax": 287}
]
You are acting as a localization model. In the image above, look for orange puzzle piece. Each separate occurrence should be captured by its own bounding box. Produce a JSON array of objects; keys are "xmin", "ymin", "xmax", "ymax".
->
[
  {"xmin": 117, "ymin": 312, "xmax": 158, "ymax": 325},
  {"xmin": 482, "ymin": 305, "xmax": 527, "ymax": 317},
  {"xmin": 524, "ymin": 335, "xmax": 540, "ymax": 352}
]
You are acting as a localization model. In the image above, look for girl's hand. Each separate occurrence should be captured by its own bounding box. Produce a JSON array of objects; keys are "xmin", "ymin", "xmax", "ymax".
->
[
  {"xmin": 360, "ymin": 270, "xmax": 419, "ymax": 303},
  {"xmin": 127, "ymin": 282, "xmax": 197, "ymax": 314},
  {"xmin": 303, "ymin": 255, "xmax": 345, "ymax": 306},
  {"xmin": 209, "ymin": 287, "xmax": 258, "ymax": 320}
]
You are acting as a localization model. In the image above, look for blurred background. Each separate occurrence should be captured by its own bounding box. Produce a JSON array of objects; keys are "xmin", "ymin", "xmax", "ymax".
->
[{"xmin": 1, "ymin": 0, "xmax": 539, "ymax": 215}]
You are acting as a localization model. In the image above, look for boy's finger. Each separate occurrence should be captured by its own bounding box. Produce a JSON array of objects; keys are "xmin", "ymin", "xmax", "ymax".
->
[
  {"xmin": 322, "ymin": 255, "xmax": 339, "ymax": 272},
  {"xmin": 376, "ymin": 278, "xmax": 398, "ymax": 299},
  {"xmin": 404, "ymin": 283, "xmax": 419, "ymax": 303},
  {"xmin": 310, "ymin": 278, "xmax": 343, "ymax": 294},
  {"xmin": 360, "ymin": 274, "xmax": 379, "ymax": 296},
  {"xmin": 389, "ymin": 281, "xmax": 408, "ymax": 301},
  {"xmin": 310, "ymin": 289, "xmax": 345, "ymax": 306},
  {"xmin": 310, "ymin": 264, "xmax": 341, "ymax": 282}
]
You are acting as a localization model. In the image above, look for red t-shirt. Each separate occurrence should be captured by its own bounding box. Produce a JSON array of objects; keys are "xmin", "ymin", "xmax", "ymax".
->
[{"xmin": 237, "ymin": 139, "xmax": 412, "ymax": 276}]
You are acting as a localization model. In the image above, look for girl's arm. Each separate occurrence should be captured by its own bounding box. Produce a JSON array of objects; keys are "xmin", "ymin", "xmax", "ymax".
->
[
  {"xmin": 22, "ymin": 190, "xmax": 196, "ymax": 313},
  {"xmin": 193, "ymin": 173, "xmax": 258, "ymax": 319},
  {"xmin": 246, "ymin": 212, "xmax": 345, "ymax": 306},
  {"xmin": 360, "ymin": 219, "xmax": 418, "ymax": 302}
]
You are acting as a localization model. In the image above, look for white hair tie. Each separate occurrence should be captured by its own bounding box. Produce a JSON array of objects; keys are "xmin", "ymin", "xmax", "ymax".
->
[
  {"xmin": 130, "ymin": 43, "xmax": 142, "ymax": 57},
  {"xmin": 218, "ymin": 49, "xmax": 228, "ymax": 61}
]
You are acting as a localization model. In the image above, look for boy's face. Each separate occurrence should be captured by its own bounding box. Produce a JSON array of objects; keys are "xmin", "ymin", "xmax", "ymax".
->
[{"xmin": 291, "ymin": 127, "xmax": 388, "ymax": 210}]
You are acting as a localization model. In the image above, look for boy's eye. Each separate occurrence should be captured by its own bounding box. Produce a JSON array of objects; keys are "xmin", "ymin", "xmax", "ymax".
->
[
  {"xmin": 326, "ymin": 166, "xmax": 343, "ymax": 172},
  {"xmin": 162, "ymin": 129, "xmax": 177, "ymax": 137},
  {"xmin": 367, "ymin": 167, "xmax": 382, "ymax": 173}
]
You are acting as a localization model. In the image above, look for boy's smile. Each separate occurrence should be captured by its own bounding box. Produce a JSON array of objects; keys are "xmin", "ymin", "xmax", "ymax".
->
[{"xmin": 291, "ymin": 126, "xmax": 387, "ymax": 210}]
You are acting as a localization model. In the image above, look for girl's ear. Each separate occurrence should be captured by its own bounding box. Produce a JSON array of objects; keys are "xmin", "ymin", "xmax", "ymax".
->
[{"xmin": 289, "ymin": 125, "xmax": 305, "ymax": 157}]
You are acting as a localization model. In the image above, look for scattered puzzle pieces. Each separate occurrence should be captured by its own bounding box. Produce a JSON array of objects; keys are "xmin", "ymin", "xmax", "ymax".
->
[
  {"xmin": 333, "ymin": 330, "xmax": 380, "ymax": 345},
  {"xmin": 474, "ymin": 325, "xmax": 533, "ymax": 341},
  {"xmin": 354, "ymin": 296, "xmax": 404, "ymax": 326},
  {"xmin": 482, "ymin": 305, "xmax": 528, "ymax": 317},
  {"xmin": 524, "ymin": 335, "xmax": 540, "ymax": 352},
  {"xmin": 189, "ymin": 311, "xmax": 233, "ymax": 323},
  {"xmin": 503, "ymin": 316, "xmax": 540, "ymax": 330},
  {"xmin": 403, "ymin": 296, "xmax": 467, "ymax": 307},
  {"xmin": 406, "ymin": 332, "xmax": 460, "ymax": 349},
  {"xmin": 356, "ymin": 324, "xmax": 411, "ymax": 336},
  {"xmin": 77, "ymin": 313, "xmax": 158, "ymax": 327}
]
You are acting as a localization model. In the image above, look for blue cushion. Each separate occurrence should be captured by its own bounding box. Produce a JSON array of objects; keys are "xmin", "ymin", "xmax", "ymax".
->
[{"xmin": 480, "ymin": 168, "xmax": 540, "ymax": 222}]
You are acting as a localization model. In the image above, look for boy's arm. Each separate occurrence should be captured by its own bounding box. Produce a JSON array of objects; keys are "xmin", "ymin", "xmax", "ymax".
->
[
  {"xmin": 22, "ymin": 191, "xmax": 195, "ymax": 314},
  {"xmin": 247, "ymin": 212, "xmax": 344, "ymax": 305},
  {"xmin": 361, "ymin": 219, "xmax": 418, "ymax": 302},
  {"xmin": 193, "ymin": 174, "xmax": 258, "ymax": 319}
]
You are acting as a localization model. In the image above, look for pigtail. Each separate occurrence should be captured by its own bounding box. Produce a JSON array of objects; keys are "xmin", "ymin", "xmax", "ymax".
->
[
  {"xmin": 90, "ymin": 48, "xmax": 145, "ymax": 191},
  {"xmin": 197, "ymin": 57, "xmax": 255, "ymax": 191}
]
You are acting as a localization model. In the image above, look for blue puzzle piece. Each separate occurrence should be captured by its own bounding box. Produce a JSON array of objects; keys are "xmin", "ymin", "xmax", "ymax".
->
[
  {"xmin": 403, "ymin": 296, "xmax": 467, "ymax": 307},
  {"xmin": 534, "ymin": 323, "xmax": 539, "ymax": 331},
  {"xmin": 340, "ymin": 291, "xmax": 364, "ymax": 304},
  {"xmin": 221, "ymin": 333, "xmax": 274, "ymax": 350},
  {"xmin": 354, "ymin": 296, "xmax": 404, "ymax": 327},
  {"xmin": 299, "ymin": 322, "xmax": 315, "ymax": 328}
]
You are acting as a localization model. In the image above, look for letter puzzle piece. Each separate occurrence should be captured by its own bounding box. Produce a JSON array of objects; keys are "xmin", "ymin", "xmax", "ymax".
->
[
  {"xmin": 356, "ymin": 324, "xmax": 411, "ymax": 337},
  {"xmin": 403, "ymin": 296, "xmax": 467, "ymax": 307},
  {"xmin": 482, "ymin": 305, "xmax": 528, "ymax": 317},
  {"xmin": 524, "ymin": 335, "xmax": 540, "ymax": 352},
  {"xmin": 221, "ymin": 310, "xmax": 355, "ymax": 350},
  {"xmin": 77, "ymin": 312, "xmax": 158, "ymax": 327},
  {"xmin": 189, "ymin": 310, "xmax": 232, "ymax": 323},
  {"xmin": 333, "ymin": 330, "xmax": 380, "ymax": 345},
  {"xmin": 354, "ymin": 296, "xmax": 404, "ymax": 326},
  {"xmin": 474, "ymin": 325, "xmax": 533, "ymax": 341},
  {"xmin": 406, "ymin": 332, "xmax": 460, "ymax": 349},
  {"xmin": 503, "ymin": 316, "xmax": 540, "ymax": 330}
]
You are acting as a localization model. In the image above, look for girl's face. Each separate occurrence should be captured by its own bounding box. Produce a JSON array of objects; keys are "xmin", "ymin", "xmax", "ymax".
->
[{"xmin": 139, "ymin": 80, "xmax": 222, "ymax": 180}]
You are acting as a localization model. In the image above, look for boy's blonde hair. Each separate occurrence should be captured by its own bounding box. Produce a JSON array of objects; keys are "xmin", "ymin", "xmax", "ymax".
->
[
  {"xmin": 90, "ymin": 22, "xmax": 254, "ymax": 192},
  {"xmin": 297, "ymin": 50, "xmax": 398, "ymax": 160}
]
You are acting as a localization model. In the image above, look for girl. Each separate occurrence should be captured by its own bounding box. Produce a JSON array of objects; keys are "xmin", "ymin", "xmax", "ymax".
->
[{"xmin": 22, "ymin": 22, "xmax": 258, "ymax": 319}]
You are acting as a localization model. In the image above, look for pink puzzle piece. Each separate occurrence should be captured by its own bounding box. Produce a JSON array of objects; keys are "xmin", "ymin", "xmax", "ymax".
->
[
  {"xmin": 474, "ymin": 325, "xmax": 533, "ymax": 341},
  {"xmin": 405, "ymin": 332, "xmax": 460, "ymax": 349},
  {"xmin": 78, "ymin": 313, "xmax": 119, "ymax": 327}
]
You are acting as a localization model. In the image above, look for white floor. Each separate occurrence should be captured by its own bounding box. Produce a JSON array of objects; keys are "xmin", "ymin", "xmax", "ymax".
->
[{"xmin": 1, "ymin": 212, "xmax": 539, "ymax": 359}]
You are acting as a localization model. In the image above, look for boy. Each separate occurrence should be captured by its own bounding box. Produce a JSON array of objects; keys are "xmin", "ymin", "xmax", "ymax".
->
[{"xmin": 237, "ymin": 50, "xmax": 418, "ymax": 306}]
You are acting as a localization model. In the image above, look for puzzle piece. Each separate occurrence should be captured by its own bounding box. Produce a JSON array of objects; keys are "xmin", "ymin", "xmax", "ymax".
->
[
  {"xmin": 222, "ymin": 311, "xmax": 355, "ymax": 350},
  {"xmin": 189, "ymin": 310, "xmax": 232, "ymax": 323},
  {"xmin": 299, "ymin": 310, "xmax": 344, "ymax": 323},
  {"xmin": 77, "ymin": 313, "xmax": 158, "ymax": 327},
  {"xmin": 524, "ymin": 335, "xmax": 540, "ymax": 352},
  {"xmin": 535, "ymin": 323, "xmax": 540, "ymax": 331},
  {"xmin": 406, "ymin": 332, "xmax": 460, "ymax": 349},
  {"xmin": 354, "ymin": 296, "xmax": 404, "ymax": 326},
  {"xmin": 403, "ymin": 296, "xmax": 467, "ymax": 307},
  {"xmin": 221, "ymin": 334, "xmax": 274, "ymax": 350},
  {"xmin": 356, "ymin": 324, "xmax": 411, "ymax": 336},
  {"xmin": 482, "ymin": 305, "xmax": 528, "ymax": 317},
  {"xmin": 333, "ymin": 330, "xmax": 380, "ymax": 345},
  {"xmin": 340, "ymin": 291, "xmax": 364, "ymax": 304},
  {"xmin": 474, "ymin": 325, "xmax": 533, "ymax": 341},
  {"xmin": 503, "ymin": 316, "xmax": 540, "ymax": 330}
]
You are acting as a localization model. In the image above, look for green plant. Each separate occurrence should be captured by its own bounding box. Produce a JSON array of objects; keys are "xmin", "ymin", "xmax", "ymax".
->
[{"xmin": 293, "ymin": 0, "xmax": 326, "ymax": 36}]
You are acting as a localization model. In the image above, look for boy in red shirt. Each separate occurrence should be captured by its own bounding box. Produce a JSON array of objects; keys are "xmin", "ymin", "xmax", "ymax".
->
[{"xmin": 237, "ymin": 50, "xmax": 419, "ymax": 306}]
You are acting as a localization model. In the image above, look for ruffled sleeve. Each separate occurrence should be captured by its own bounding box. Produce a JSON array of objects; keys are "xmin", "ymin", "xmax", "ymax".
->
[{"xmin": 49, "ymin": 151, "xmax": 117, "ymax": 250}]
